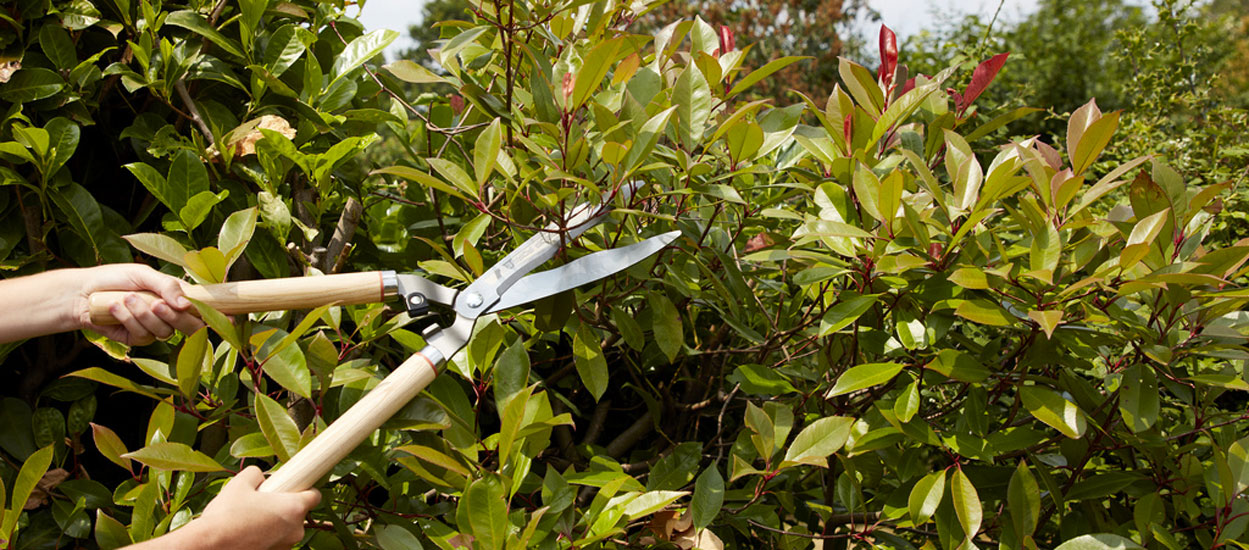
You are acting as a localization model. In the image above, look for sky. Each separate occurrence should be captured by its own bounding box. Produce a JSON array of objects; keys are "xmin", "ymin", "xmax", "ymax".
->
[{"xmin": 355, "ymin": 0, "xmax": 1044, "ymax": 60}]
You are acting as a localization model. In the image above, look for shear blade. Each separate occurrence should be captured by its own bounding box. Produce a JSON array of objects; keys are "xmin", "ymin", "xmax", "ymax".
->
[{"xmin": 487, "ymin": 230, "xmax": 680, "ymax": 313}]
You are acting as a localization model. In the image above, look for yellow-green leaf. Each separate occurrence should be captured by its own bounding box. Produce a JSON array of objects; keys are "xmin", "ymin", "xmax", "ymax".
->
[
  {"xmin": 827, "ymin": 362, "xmax": 904, "ymax": 397},
  {"xmin": 122, "ymin": 442, "xmax": 224, "ymax": 472},
  {"xmin": 1020, "ymin": 386, "xmax": 1087, "ymax": 439}
]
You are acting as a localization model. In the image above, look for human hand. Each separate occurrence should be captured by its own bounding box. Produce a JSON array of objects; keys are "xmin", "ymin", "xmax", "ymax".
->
[
  {"xmin": 74, "ymin": 264, "xmax": 204, "ymax": 345},
  {"xmin": 195, "ymin": 466, "xmax": 322, "ymax": 550}
]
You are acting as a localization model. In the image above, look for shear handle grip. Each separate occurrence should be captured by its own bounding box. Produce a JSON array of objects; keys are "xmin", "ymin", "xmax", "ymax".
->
[
  {"xmin": 259, "ymin": 350, "xmax": 439, "ymax": 492},
  {"xmin": 87, "ymin": 271, "xmax": 390, "ymax": 325}
]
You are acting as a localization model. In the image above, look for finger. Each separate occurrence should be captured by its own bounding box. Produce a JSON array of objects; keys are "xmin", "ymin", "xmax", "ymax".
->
[
  {"xmin": 109, "ymin": 300, "xmax": 153, "ymax": 346},
  {"xmin": 295, "ymin": 489, "xmax": 321, "ymax": 512},
  {"xmin": 281, "ymin": 524, "xmax": 307, "ymax": 547},
  {"xmin": 133, "ymin": 268, "xmax": 193, "ymax": 310},
  {"xmin": 224, "ymin": 465, "xmax": 266, "ymax": 494},
  {"xmin": 152, "ymin": 301, "xmax": 205, "ymax": 334},
  {"xmin": 128, "ymin": 296, "xmax": 175, "ymax": 341}
]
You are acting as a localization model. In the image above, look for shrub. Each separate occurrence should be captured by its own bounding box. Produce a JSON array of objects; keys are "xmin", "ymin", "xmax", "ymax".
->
[{"xmin": 0, "ymin": 0, "xmax": 1247, "ymax": 549}]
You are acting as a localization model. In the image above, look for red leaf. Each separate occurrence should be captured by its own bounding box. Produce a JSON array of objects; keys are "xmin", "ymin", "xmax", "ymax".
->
[
  {"xmin": 900, "ymin": 76, "xmax": 917, "ymax": 96},
  {"xmin": 960, "ymin": 53, "xmax": 1010, "ymax": 115},
  {"xmin": 947, "ymin": 88, "xmax": 964, "ymax": 113},
  {"xmin": 719, "ymin": 25, "xmax": 735, "ymax": 56},
  {"xmin": 449, "ymin": 94, "xmax": 465, "ymax": 114},
  {"xmin": 878, "ymin": 25, "xmax": 898, "ymax": 93},
  {"xmin": 561, "ymin": 72, "xmax": 575, "ymax": 101},
  {"xmin": 843, "ymin": 113, "xmax": 854, "ymax": 149}
]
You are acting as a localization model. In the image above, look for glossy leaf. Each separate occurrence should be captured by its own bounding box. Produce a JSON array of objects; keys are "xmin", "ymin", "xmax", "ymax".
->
[
  {"xmin": 908, "ymin": 471, "xmax": 945, "ymax": 524},
  {"xmin": 779, "ymin": 416, "xmax": 853, "ymax": 468},
  {"xmin": 255, "ymin": 393, "xmax": 301, "ymax": 462},
  {"xmin": 573, "ymin": 321, "xmax": 608, "ymax": 401},
  {"xmin": 122, "ymin": 442, "xmax": 224, "ymax": 472},
  {"xmin": 951, "ymin": 468, "xmax": 982, "ymax": 542},
  {"xmin": 827, "ymin": 363, "xmax": 904, "ymax": 397},
  {"xmin": 1020, "ymin": 386, "xmax": 1087, "ymax": 439}
]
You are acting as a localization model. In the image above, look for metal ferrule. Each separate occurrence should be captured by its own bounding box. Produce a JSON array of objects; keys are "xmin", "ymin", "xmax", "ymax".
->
[{"xmin": 381, "ymin": 270, "xmax": 399, "ymax": 298}]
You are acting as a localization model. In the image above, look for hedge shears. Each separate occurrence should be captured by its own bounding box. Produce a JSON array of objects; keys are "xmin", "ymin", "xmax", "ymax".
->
[{"xmin": 89, "ymin": 189, "xmax": 678, "ymax": 492}]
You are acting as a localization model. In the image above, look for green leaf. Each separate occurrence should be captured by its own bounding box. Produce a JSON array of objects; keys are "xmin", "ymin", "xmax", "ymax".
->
[
  {"xmin": 258, "ymin": 329, "xmax": 312, "ymax": 399},
  {"xmin": 188, "ymin": 298, "xmax": 244, "ymax": 353},
  {"xmin": 622, "ymin": 490, "xmax": 688, "ymax": 520},
  {"xmin": 493, "ymin": 338, "xmax": 530, "ymax": 412},
  {"xmin": 180, "ymin": 190, "xmax": 228, "ymax": 231},
  {"xmin": 827, "ymin": 362, "xmax": 904, "ymax": 397},
  {"xmin": 611, "ymin": 305, "xmax": 644, "ymax": 352},
  {"xmin": 457, "ymin": 475, "xmax": 508, "ymax": 550},
  {"xmin": 894, "ymin": 377, "xmax": 920, "ymax": 422},
  {"xmin": 122, "ymin": 442, "xmax": 225, "ymax": 472},
  {"xmin": 573, "ymin": 321, "xmax": 608, "ymax": 401},
  {"xmin": 623, "ymin": 106, "xmax": 677, "ymax": 174},
  {"xmin": 123, "ymin": 233, "xmax": 189, "ymax": 267},
  {"xmin": 473, "ymin": 119, "xmax": 503, "ymax": 187},
  {"xmin": 1227, "ymin": 436, "xmax": 1249, "ymax": 495},
  {"xmin": 67, "ymin": 368, "xmax": 162, "ymax": 399},
  {"xmin": 674, "ymin": 63, "xmax": 712, "ymax": 151},
  {"xmin": 1028, "ymin": 310, "xmax": 1063, "ymax": 339},
  {"xmin": 908, "ymin": 471, "xmax": 945, "ymax": 524},
  {"xmin": 426, "ymin": 158, "xmax": 480, "ymax": 199},
  {"xmin": 255, "ymin": 393, "xmax": 301, "ymax": 462},
  {"xmin": 1008, "ymin": 460, "xmax": 1040, "ymax": 538},
  {"xmin": 1119, "ymin": 365, "xmax": 1158, "ymax": 433},
  {"xmin": 728, "ymin": 364, "xmax": 797, "ymax": 396},
  {"xmin": 1071, "ymin": 111, "xmax": 1120, "ymax": 175},
  {"xmin": 183, "ymin": 246, "xmax": 227, "ymax": 284},
  {"xmin": 165, "ymin": 10, "xmax": 244, "ymax": 59},
  {"xmin": 331, "ymin": 29, "xmax": 397, "ymax": 85},
  {"xmin": 818, "ymin": 293, "xmax": 880, "ymax": 335},
  {"xmin": 650, "ymin": 292, "xmax": 683, "ymax": 363},
  {"xmin": 373, "ymin": 165, "xmax": 468, "ymax": 201},
  {"xmin": 39, "ymin": 24, "xmax": 78, "ymax": 69},
  {"xmin": 0, "ymin": 68, "xmax": 64, "ymax": 103},
  {"xmin": 3, "ymin": 445, "xmax": 54, "ymax": 539},
  {"xmin": 384, "ymin": 60, "xmax": 451, "ymax": 84},
  {"xmin": 218, "ymin": 207, "xmax": 258, "ymax": 269},
  {"xmin": 837, "ymin": 57, "xmax": 883, "ymax": 117},
  {"xmin": 94, "ymin": 510, "xmax": 133, "ymax": 550},
  {"xmin": 1120, "ymin": 208, "xmax": 1169, "ymax": 270},
  {"xmin": 90, "ymin": 422, "xmax": 131, "ymax": 471},
  {"xmin": 779, "ymin": 416, "xmax": 853, "ymax": 468},
  {"xmin": 1053, "ymin": 534, "xmax": 1144, "ymax": 550},
  {"xmin": 1020, "ymin": 386, "xmax": 1087, "ymax": 439},
  {"xmin": 175, "ymin": 327, "xmax": 209, "ymax": 399},
  {"xmin": 376, "ymin": 525, "xmax": 425, "ymax": 550},
  {"xmin": 167, "ymin": 150, "xmax": 209, "ymax": 213},
  {"xmin": 691, "ymin": 465, "xmax": 724, "ymax": 530},
  {"xmin": 727, "ymin": 56, "xmax": 809, "ymax": 98},
  {"xmin": 951, "ymin": 468, "xmax": 982, "ymax": 542},
  {"xmin": 51, "ymin": 182, "xmax": 106, "ymax": 260},
  {"xmin": 125, "ymin": 163, "xmax": 170, "ymax": 209},
  {"xmin": 955, "ymin": 299, "xmax": 1014, "ymax": 326},
  {"xmin": 572, "ymin": 37, "xmax": 623, "ymax": 108}
]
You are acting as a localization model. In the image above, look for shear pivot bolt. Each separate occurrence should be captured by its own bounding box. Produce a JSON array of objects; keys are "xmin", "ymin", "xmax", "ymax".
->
[
  {"xmin": 464, "ymin": 292, "xmax": 484, "ymax": 308},
  {"xmin": 408, "ymin": 294, "xmax": 426, "ymax": 306}
]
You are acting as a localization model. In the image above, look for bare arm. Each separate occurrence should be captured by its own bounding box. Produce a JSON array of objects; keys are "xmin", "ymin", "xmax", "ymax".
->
[{"xmin": 0, "ymin": 264, "xmax": 202, "ymax": 345}]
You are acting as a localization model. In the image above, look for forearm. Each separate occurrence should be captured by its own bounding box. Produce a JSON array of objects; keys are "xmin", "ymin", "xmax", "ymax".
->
[
  {"xmin": 0, "ymin": 269, "xmax": 84, "ymax": 343},
  {"xmin": 124, "ymin": 519, "xmax": 222, "ymax": 550}
]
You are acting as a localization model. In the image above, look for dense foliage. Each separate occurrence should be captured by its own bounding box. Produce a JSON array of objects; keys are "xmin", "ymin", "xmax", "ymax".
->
[{"xmin": 0, "ymin": 0, "xmax": 1247, "ymax": 550}]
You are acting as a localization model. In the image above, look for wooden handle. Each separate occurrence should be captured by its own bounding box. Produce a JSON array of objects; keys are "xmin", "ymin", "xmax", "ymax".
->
[
  {"xmin": 259, "ymin": 351, "xmax": 440, "ymax": 493},
  {"xmin": 88, "ymin": 272, "xmax": 389, "ymax": 325}
]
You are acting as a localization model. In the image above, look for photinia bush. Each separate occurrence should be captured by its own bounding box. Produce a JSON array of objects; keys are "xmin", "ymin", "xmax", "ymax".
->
[{"xmin": 0, "ymin": 1, "xmax": 1246, "ymax": 549}]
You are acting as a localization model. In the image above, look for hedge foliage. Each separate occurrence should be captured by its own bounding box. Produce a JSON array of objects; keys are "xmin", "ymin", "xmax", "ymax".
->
[{"xmin": 0, "ymin": 0, "xmax": 1247, "ymax": 549}]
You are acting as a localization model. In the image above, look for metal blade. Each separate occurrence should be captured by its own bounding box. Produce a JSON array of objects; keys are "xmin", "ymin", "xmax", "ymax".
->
[
  {"xmin": 486, "ymin": 230, "xmax": 680, "ymax": 313},
  {"xmin": 452, "ymin": 183, "xmax": 641, "ymax": 319}
]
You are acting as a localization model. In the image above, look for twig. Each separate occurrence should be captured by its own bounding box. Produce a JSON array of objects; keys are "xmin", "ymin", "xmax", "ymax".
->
[
  {"xmin": 175, "ymin": 80, "xmax": 215, "ymax": 144},
  {"xmin": 323, "ymin": 196, "xmax": 363, "ymax": 273}
]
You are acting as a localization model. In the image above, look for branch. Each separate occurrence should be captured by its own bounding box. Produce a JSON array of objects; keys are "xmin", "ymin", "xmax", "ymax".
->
[
  {"xmin": 323, "ymin": 196, "xmax": 363, "ymax": 273},
  {"xmin": 175, "ymin": 80, "xmax": 215, "ymax": 144}
]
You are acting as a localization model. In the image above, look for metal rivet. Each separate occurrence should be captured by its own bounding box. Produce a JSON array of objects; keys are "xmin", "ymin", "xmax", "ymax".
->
[
  {"xmin": 408, "ymin": 294, "xmax": 426, "ymax": 306},
  {"xmin": 464, "ymin": 292, "xmax": 484, "ymax": 308}
]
